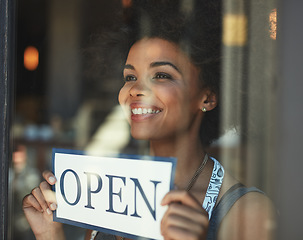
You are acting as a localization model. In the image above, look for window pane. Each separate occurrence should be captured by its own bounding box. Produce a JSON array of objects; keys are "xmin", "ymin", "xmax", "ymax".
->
[{"xmin": 10, "ymin": 0, "xmax": 277, "ymax": 239}]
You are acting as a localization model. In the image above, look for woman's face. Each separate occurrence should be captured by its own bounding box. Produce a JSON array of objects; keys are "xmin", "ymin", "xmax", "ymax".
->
[{"xmin": 118, "ymin": 38, "xmax": 203, "ymax": 141}]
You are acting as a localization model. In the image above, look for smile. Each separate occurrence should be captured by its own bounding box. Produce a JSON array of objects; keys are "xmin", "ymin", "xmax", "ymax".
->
[{"xmin": 131, "ymin": 108, "xmax": 161, "ymax": 115}]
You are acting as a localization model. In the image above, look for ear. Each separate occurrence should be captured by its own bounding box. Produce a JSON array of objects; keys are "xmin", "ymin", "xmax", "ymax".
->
[{"xmin": 199, "ymin": 90, "xmax": 218, "ymax": 112}]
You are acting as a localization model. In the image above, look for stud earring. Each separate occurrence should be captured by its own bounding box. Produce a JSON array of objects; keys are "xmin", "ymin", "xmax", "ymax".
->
[{"xmin": 202, "ymin": 107, "xmax": 207, "ymax": 112}]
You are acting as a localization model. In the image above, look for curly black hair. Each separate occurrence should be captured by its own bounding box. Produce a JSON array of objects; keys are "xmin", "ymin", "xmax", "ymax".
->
[{"xmin": 85, "ymin": 0, "xmax": 223, "ymax": 146}]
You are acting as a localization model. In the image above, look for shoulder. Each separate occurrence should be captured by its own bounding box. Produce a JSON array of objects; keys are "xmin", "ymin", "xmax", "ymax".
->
[{"xmin": 217, "ymin": 189, "xmax": 276, "ymax": 240}]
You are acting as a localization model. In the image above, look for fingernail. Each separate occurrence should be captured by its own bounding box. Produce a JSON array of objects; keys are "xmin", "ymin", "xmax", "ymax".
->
[
  {"xmin": 50, "ymin": 203, "xmax": 57, "ymax": 210},
  {"xmin": 46, "ymin": 208, "xmax": 52, "ymax": 215},
  {"xmin": 49, "ymin": 176, "xmax": 56, "ymax": 184}
]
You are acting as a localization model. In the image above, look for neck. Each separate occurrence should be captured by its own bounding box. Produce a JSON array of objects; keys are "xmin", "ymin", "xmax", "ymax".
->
[{"xmin": 149, "ymin": 131, "xmax": 206, "ymax": 189}]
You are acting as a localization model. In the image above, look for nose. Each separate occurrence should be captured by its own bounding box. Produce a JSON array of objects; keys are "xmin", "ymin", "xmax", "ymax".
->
[{"xmin": 129, "ymin": 79, "xmax": 150, "ymax": 97}]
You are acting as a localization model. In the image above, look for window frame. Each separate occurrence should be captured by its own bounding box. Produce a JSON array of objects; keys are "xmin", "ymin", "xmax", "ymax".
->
[
  {"xmin": 0, "ymin": 0, "xmax": 15, "ymax": 239},
  {"xmin": 1, "ymin": 0, "xmax": 303, "ymax": 239}
]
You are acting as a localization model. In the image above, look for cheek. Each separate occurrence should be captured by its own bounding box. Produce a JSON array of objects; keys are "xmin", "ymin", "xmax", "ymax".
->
[
  {"xmin": 156, "ymin": 86, "xmax": 188, "ymax": 116},
  {"xmin": 118, "ymin": 85, "xmax": 131, "ymax": 122},
  {"xmin": 118, "ymin": 85, "xmax": 127, "ymax": 105},
  {"xmin": 159, "ymin": 85, "xmax": 189, "ymax": 106},
  {"xmin": 158, "ymin": 85, "xmax": 200, "ymax": 127}
]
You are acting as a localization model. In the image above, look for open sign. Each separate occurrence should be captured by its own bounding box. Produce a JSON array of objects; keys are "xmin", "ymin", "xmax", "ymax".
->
[{"xmin": 52, "ymin": 149, "xmax": 176, "ymax": 240}]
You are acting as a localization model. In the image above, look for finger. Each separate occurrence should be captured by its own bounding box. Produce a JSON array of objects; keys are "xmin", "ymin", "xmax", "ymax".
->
[
  {"xmin": 22, "ymin": 194, "xmax": 44, "ymax": 213},
  {"xmin": 42, "ymin": 170, "xmax": 57, "ymax": 185},
  {"xmin": 161, "ymin": 212, "xmax": 206, "ymax": 236},
  {"xmin": 161, "ymin": 203, "xmax": 208, "ymax": 233},
  {"xmin": 162, "ymin": 225, "xmax": 203, "ymax": 240},
  {"xmin": 31, "ymin": 186, "xmax": 49, "ymax": 212},
  {"xmin": 161, "ymin": 190, "xmax": 202, "ymax": 210},
  {"xmin": 40, "ymin": 181, "xmax": 57, "ymax": 205}
]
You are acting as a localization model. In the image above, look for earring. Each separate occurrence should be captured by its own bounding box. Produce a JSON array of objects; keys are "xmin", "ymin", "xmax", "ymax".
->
[{"xmin": 202, "ymin": 107, "xmax": 207, "ymax": 112}]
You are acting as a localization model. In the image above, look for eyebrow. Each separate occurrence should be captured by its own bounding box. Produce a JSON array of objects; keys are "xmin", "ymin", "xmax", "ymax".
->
[
  {"xmin": 124, "ymin": 61, "xmax": 181, "ymax": 73},
  {"xmin": 124, "ymin": 64, "xmax": 135, "ymax": 70},
  {"xmin": 150, "ymin": 61, "xmax": 181, "ymax": 73}
]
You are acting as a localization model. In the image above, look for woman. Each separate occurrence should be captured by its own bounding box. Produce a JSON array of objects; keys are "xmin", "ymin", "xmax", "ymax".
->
[{"xmin": 22, "ymin": 1, "xmax": 275, "ymax": 239}]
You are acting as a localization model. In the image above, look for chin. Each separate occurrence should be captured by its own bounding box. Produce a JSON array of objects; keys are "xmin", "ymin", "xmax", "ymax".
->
[{"xmin": 131, "ymin": 130, "xmax": 151, "ymax": 140}]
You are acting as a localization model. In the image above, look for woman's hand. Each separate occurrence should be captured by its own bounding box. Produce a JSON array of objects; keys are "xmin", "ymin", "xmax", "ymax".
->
[
  {"xmin": 161, "ymin": 190, "xmax": 209, "ymax": 240},
  {"xmin": 22, "ymin": 170, "xmax": 65, "ymax": 240}
]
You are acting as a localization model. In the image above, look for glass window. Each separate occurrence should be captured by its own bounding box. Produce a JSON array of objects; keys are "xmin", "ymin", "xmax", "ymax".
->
[{"xmin": 8, "ymin": 0, "xmax": 278, "ymax": 239}]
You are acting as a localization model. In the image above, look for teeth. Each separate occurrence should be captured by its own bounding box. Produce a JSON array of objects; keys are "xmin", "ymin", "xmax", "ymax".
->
[{"xmin": 131, "ymin": 108, "xmax": 161, "ymax": 115}]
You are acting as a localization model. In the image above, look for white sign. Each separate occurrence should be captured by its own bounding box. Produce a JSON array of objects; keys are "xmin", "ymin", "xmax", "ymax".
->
[{"xmin": 52, "ymin": 149, "xmax": 176, "ymax": 240}]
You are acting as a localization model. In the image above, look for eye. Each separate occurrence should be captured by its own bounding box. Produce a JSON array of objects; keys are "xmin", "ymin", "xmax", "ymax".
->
[
  {"xmin": 123, "ymin": 75, "xmax": 137, "ymax": 82},
  {"xmin": 153, "ymin": 72, "xmax": 173, "ymax": 80}
]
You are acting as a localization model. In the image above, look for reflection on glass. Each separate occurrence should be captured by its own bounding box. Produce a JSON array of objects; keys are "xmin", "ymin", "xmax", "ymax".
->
[
  {"xmin": 11, "ymin": 0, "xmax": 276, "ymax": 239},
  {"xmin": 223, "ymin": 14, "xmax": 247, "ymax": 46},
  {"xmin": 23, "ymin": 46, "xmax": 39, "ymax": 71},
  {"xmin": 11, "ymin": 144, "xmax": 40, "ymax": 240},
  {"xmin": 269, "ymin": 8, "xmax": 277, "ymax": 40}
]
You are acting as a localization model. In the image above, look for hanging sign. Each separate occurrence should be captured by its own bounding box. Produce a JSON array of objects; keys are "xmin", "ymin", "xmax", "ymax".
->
[{"xmin": 52, "ymin": 148, "xmax": 176, "ymax": 240}]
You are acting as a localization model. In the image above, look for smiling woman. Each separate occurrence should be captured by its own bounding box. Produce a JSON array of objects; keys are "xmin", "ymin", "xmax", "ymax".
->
[
  {"xmin": 119, "ymin": 38, "xmax": 204, "ymax": 142},
  {"xmin": 115, "ymin": 1, "xmax": 223, "ymax": 147},
  {"xmin": 21, "ymin": 1, "xmax": 276, "ymax": 240}
]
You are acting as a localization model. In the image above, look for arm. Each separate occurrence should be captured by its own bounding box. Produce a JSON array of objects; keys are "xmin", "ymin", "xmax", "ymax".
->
[
  {"xmin": 217, "ymin": 192, "xmax": 276, "ymax": 240},
  {"xmin": 161, "ymin": 190, "xmax": 209, "ymax": 240},
  {"xmin": 22, "ymin": 171, "xmax": 66, "ymax": 240}
]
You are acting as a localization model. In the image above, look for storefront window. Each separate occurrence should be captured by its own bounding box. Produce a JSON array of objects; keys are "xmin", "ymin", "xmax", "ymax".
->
[{"xmin": 2, "ymin": 0, "xmax": 281, "ymax": 239}]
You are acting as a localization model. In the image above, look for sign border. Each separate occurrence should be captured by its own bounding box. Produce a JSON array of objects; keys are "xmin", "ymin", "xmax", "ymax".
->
[{"xmin": 52, "ymin": 148, "xmax": 177, "ymax": 240}]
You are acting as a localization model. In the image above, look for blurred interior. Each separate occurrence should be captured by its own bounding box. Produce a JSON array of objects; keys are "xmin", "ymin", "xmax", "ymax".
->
[{"xmin": 10, "ymin": 0, "xmax": 277, "ymax": 239}]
